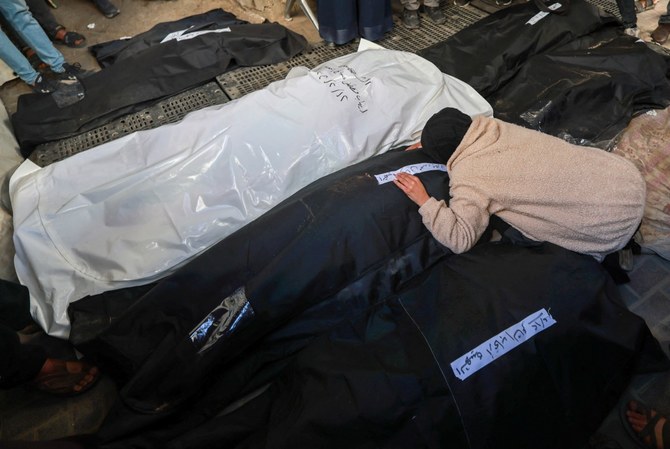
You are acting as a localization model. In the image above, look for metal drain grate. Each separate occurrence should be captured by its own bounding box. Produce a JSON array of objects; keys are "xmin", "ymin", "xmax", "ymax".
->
[
  {"xmin": 382, "ymin": 5, "xmax": 487, "ymax": 53},
  {"xmin": 29, "ymin": 81, "xmax": 229, "ymax": 167},
  {"xmin": 217, "ymin": 43, "xmax": 357, "ymax": 99},
  {"xmin": 587, "ymin": 0, "xmax": 622, "ymax": 17},
  {"xmin": 31, "ymin": 0, "xmax": 625, "ymax": 165},
  {"xmin": 218, "ymin": 4, "xmax": 487, "ymax": 100}
]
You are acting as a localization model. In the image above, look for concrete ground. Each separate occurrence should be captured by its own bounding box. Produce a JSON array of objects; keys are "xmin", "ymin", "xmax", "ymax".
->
[{"xmin": 0, "ymin": 0, "xmax": 669, "ymax": 446}]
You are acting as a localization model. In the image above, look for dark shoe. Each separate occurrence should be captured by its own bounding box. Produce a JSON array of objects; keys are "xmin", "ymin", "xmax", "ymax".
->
[
  {"xmin": 30, "ymin": 74, "xmax": 56, "ymax": 94},
  {"xmin": 62, "ymin": 62, "xmax": 93, "ymax": 79},
  {"xmin": 402, "ymin": 8, "xmax": 420, "ymax": 29},
  {"xmin": 53, "ymin": 62, "xmax": 92, "ymax": 83},
  {"xmin": 425, "ymin": 6, "xmax": 447, "ymax": 24},
  {"xmin": 93, "ymin": 0, "xmax": 120, "ymax": 18},
  {"xmin": 51, "ymin": 25, "xmax": 87, "ymax": 48},
  {"xmin": 624, "ymin": 26, "xmax": 640, "ymax": 38},
  {"xmin": 651, "ymin": 23, "xmax": 670, "ymax": 44}
]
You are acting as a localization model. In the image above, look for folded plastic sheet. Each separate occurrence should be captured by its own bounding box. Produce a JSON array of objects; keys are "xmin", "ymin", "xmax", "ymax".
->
[
  {"xmin": 418, "ymin": 0, "xmax": 670, "ymax": 148},
  {"xmin": 11, "ymin": 48, "xmax": 492, "ymax": 338},
  {"xmin": 90, "ymin": 242, "xmax": 668, "ymax": 449}
]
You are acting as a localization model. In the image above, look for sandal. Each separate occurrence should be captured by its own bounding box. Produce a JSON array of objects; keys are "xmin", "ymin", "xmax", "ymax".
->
[
  {"xmin": 50, "ymin": 25, "xmax": 86, "ymax": 48},
  {"xmin": 32, "ymin": 359, "xmax": 101, "ymax": 397},
  {"xmin": 635, "ymin": 0, "xmax": 658, "ymax": 13},
  {"xmin": 622, "ymin": 399, "xmax": 670, "ymax": 449},
  {"xmin": 23, "ymin": 47, "xmax": 48, "ymax": 72}
]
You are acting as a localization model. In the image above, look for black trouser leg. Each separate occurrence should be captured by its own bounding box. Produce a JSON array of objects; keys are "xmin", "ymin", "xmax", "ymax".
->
[
  {"xmin": 25, "ymin": 0, "xmax": 60, "ymax": 35},
  {"xmin": 615, "ymin": 0, "xmax": 637, "ymax": 28},
  {"xmin": 0, "ymin": 279, "xmax": 33, "ymax": 331},
  {"xmin": 659, "ymin": 1, "xmax": 670, "ymax": 24},
  {"xmin": 0, "ymin": 325, "xmax": 46, "ymax": 389}
]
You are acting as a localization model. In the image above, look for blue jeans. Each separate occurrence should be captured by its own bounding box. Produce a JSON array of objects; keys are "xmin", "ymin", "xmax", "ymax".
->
[{"xmin": 0, "ymin": 0, "xmax": 64, "ymax": 85}]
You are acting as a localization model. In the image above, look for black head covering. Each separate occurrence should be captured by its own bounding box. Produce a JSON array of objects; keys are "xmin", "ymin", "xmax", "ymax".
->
[{"xmin": 420, "ymin": 107, "xmax": 472, "ymax": 164}]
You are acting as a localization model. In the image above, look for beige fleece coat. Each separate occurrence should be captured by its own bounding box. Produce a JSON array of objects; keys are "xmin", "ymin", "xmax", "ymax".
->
[{"xmin": 418, "ymin": 116, "xmax": 646, "ymax": 261}]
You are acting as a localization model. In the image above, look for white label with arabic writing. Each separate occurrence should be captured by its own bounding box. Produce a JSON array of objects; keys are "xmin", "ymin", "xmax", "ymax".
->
[
  {"xmin": 450, "ymin": 308, "xmax": 556, "ymax": 381},
  {"xmin": 526, "ymin": 3, "xmax": 563, "ymax": 25},
  {"xmin": 375, "ymin": 163, "xmax": 447, "ymax": 185}
]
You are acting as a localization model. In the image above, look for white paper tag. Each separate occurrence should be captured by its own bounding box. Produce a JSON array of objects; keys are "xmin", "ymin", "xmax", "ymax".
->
[
  {"xmin": 161, "ymin": 27, "xmax": 232, "ymax": 44},
  {"xmin": 526, "ymin": 3, "xmax": 562, "ymax": 25},
  {"xmin": 450, "ymin": 308, "xmax": 556, "ymax": 381},
  {"xmin": 375, "ymin": 163, "xmax": 447, "ymax": 184}
]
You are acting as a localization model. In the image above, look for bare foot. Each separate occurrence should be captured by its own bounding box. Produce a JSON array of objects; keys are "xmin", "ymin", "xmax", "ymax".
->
[
  {"xmin": 625, "ymin": 400, "xmax": 669, "ymax": 449},
  {"xmin": 33, "ymin": 358, "xmax": 100, "ymax": 396}
]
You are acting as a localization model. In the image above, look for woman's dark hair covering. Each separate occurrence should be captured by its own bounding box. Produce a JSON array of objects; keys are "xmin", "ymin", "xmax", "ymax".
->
[{"xmin": 420, "ymin": 107, "xmax": 472, "ymax": 164}]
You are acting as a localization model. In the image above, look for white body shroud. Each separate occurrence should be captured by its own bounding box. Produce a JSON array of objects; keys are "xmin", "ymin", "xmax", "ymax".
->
[{"xmin": 11, "ymin": 49, "xmax": 492, "ymax": 337}]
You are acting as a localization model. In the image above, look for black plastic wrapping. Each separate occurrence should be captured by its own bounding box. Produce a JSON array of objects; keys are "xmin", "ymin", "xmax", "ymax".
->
[
  {"xmin": 66, "ymin": 145, "xmax": 670, "ymax": 448},
  {"xmin": 73, "ymin": 148, "xmax": 455, "ymax": 417},
  {"xmin": 89, "ymin": 9, "xmax": 248, "ymax": 68},
  {"xmin": 93, "ymin": 242, "xmax": 667, "ymax": 449},
  {"xmin": 418, "ymin": 0, "xmax": 670, "ymax": 147},
  {"xmin": 12, "ymin": 22, "xmax": 309, "ymax": 156}
]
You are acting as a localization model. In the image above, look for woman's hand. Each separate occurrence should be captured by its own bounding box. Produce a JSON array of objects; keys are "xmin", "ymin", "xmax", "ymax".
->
[{"xmin": 393, "ymin": 172, "xmax": 430, "ymax": 207}]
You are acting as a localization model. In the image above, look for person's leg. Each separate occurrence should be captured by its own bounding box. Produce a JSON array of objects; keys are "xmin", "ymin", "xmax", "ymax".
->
[
  {"xmin": 0, "ymin": 324, "xmax": 100, "ymax": 394},
  {"xmin": 400, "ymin": 0, "xmax": 421, "ymax": 28},
  {"xmin": 625, "ymin": 400, "xmax": 670, "ymax": 449},
  {"xmin": 615, "ymin": 0, "xmax": 638, "ymax": 30},
  {"xmin": 317, "ymin": 0, "xmax": 358, "ymax": 45},
  {"xmin": 0, "ymin": 280, "xmax": 34, "ymax": 331},
  {"xmin": 0, "ymin": 0, "xmax": 65, "ymax": 72},
  {"xmin": 400, "ymin": 0, "xmax": 421, "ymax": 9},
  {"xmin": 91, "ymin": 0, "xmax": 120, "ymax": 19},
  {"xmin": 357, "ymin": 0, "xmax": 393, "ymax": 42},
  {"xmin": 0, "ymin": 27, "xmax": 39, "ymax": 84},
  {"xmin": 423, "ymin": 0, "xmax": 447, "ymax": 24},
  {"xmin": 33, "ymin": 359, "xmax": 100, "ymax": 395},
  {"xmin": 650, "ymin": 0, "xmax": 670, "ymax": 43},
  {"xmin": 25, "ymin": 0, "xmax": 86, "ymax": 48},
  {"xmin": 0, "ymin": 324, "xmax": 46, "ymax": 389},
  {"xmin": 659, "ymin": 1, "xmax": 670, "ymax": 23},
  {"xmin": 25, "ymin": 0, "xmax": 59, "ymax": 34}
]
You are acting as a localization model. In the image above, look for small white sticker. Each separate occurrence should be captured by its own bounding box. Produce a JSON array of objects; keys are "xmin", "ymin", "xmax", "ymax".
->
[
  {"xmin": 160, "ymin": 27, "xmax": 231, "ymax": 44},
  {"xmin": 526, "ymin": 3, "xmax": 562, "ymax": 25},
  {"xmin": 450, "ymin": 308, "xmax": 556, "ymax": 381},
  {"xmin": 375, "ymin": 163, "xmax": 447, "ymax": 184}
]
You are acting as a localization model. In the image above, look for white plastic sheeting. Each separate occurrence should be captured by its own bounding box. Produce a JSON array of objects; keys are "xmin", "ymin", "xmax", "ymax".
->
[{"xmin": 11, "ymin": 48, "xmax": 492, "ymax": 337}]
